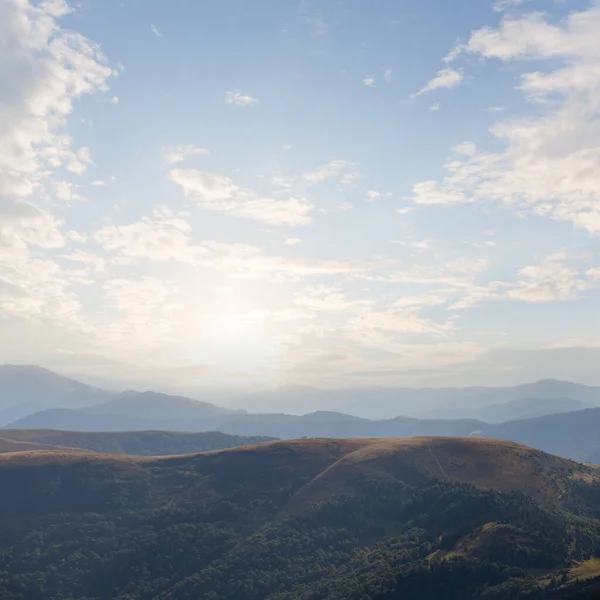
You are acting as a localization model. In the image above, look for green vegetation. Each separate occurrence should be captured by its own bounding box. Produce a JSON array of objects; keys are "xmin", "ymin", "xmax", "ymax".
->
[{"xmin": 0, "ymin": 437, "xmax": 600, "ymax": 599}]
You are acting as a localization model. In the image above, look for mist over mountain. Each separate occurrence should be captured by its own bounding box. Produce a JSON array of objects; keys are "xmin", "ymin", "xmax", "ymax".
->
[
  {"xmin": 0, "ymin": 366, "xmax": 240, "ymax": 426},
  {"xmin": 4, "ymin": 366, "xmax": 600, "ymax": 462},
  {"xmin": 85, "ymin": 390, "xmax": 242, "ymax": 419},
  {"xmin": 4, "ymin": 365, "xmax": 599, "ymax": 424},
  {"xmin": 237, "ymin": 379, "xmax": 600, "ymax": 419},
  {"xmin": 422, "ymin": 397, "xmax": 594, "ymax": 423},
  {"xmin": 0, "ymin": 365, "xmax": 113, "ymax": 425}
]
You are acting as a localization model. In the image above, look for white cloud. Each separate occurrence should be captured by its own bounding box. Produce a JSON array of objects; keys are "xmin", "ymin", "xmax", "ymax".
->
[
  {"xmin": 451, "ymin": 253, "xmax": 600, "ymax": 309},
  {"xmin": 52, "ymin": 180, "xmax": 86, "ymax": 204},
  {"xmin": 150, "ymin": 24, "xmax": 163, "ymax": 37},
  {"xmin": 493, "ymin": 0, "xmax": 531, "ymax": 13},
  {"xmin": 98, "ymin": 277, "xmax": 183, "ymax": 351},
  {"xmin": 367, "ymin": 190, "xmax": 380, "ymax": 201},
  {"xmin": 61, "ymin": 250, "xmax": 106, "ymax": 272},
  {"xmin": 285, "ymin": 238, "xmax": 302, "ymax": 246},
  {"xmin": 225, "ymin": 91, "xmax": 259, "ymax": 106},
  {"xmin": 443, "ymin": 45, "xmax": 464, "ymax": 63},
  {"xmin": 0, "ymin": 198, "xmax": 65, "ymax": 260},
  {"xmin": 384, "ymin": 68, "xmax": 392, "ymax": 83},
  {"xmin": 162, "ymin": 145, "xmax": 210, "ymax": 164},
  {"xmin": 363, "ymin": 76, "xmax": 376, "ymax": 86},
  {"xmin": 430, "ymin": 103, "xmax": 441, "ymax": 111},
  {"xmin": 303, "ymin": 160, "xmax": 359, "ymax": 186},
  {"xmin": 410, "ymin": 4, "xmax": 600, "ymax": 233},
  {"xmin": 95, "ymin": 214, "xmax": 206, "ymax": 264},
  {"xmin": 295, "ymin": 285, "xmax": 350, "ymax": 313},
  {"xmin": 170, "ymin": 169, "xmax": 313, "ymax": 226},
  {"xmin": 0, "ymin": 0, "xmax": 112, "ymax": 214},
  {"xmin": 413, "ymin": 68, "xmax": 464, "ymax": 97}
]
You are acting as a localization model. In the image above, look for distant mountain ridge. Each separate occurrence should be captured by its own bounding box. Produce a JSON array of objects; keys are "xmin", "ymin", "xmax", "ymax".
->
[
  {"xmin": 3, "ymin": 365, "xmax": 600, "ymax": 463},
  {"xmin": 85, "ymin": 390, "xmax": 243, "ymax": 419},
  {"xmin": 239, "ymin": 378, "xmax": 600, "ymax": 418},
  {"xmin": 0, "ymin": 366, "xmax": 241, "ymax": 426},
  {"xmin": 0, "ymin": 365, "xmax": 113, "ymax": 424},
  {"xmin": 4, "ymin": 365, "xmax": 600, "ymax": 423},
  {"xmin": 422, "ymin": 396, "xmax": 594, "ymax": 423},
  {"xmin": 7, "ymin": 405, "xmax": 600, "ymax": 464}
]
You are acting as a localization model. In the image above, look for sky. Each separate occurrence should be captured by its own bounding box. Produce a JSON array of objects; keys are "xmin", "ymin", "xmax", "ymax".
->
[{"xmin": 2, "ymin": 0, "xmax": 600, "ymax": 394}]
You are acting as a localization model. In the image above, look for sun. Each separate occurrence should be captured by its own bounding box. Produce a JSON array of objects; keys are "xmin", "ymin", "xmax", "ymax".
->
[{"xmin": 200, "ymin": 313, "xmax": 276, "ymax": 371}]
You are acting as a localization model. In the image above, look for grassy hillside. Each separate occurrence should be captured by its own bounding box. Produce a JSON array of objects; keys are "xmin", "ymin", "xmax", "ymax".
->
[
  {"xmin": 1, "ymin": 437, "xmax": 600, "ymax": 599},
  {"xmin": 0, "ymin": 429, "xmax": 276, "ymax": 456},
  {"xmin": 0, "ymin": 436, "xmax": 63, "ymax": 453}
]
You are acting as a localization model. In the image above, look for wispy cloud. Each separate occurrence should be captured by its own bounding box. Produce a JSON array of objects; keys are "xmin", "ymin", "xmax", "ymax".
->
[
  {"xmin": 150, "ymin": 24, "xmax": 163, "ymax": 37},
  {"xmin": 226, "ymin": 91, "xmax": 259, "ymax": 106},
  {"xmin": 162, "ymin": 145, "xmax": 210, "ymax": 165},
  {"xmin": 170, "ymin": 169, "xmax": 313, "ymax": 226},
  {"xmin": 413, "ymin": 68, "xmax": 464, "ymax": 97},
  {"xmin": 410, "ymin": 4, "xmax": 600, "ymax": 234}
]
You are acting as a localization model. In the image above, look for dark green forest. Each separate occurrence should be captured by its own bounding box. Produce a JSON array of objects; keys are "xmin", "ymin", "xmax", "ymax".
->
[{"xmin": 1, "ymin": 437, "xmax": 600, "ymax": 599}]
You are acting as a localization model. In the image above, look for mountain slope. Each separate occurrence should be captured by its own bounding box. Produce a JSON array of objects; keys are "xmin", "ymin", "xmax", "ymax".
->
[
  {"xmin": 0, "ymin": 438, "xmax": 600, "ymax": 600},
  {"xmin": 86, "ymin": 390, "xmax": 240, "ymax": 419},
  {"xmin": 8, "ymin": 403, "xmax": 600, "ymax": 464},
  {"xmin": 0, "ymin": 365, "xmax": 113, "ymax": 424},
  {"xmin": 488, "ymin": 407, "xmax": 600, "ymax": 462},
  {"xmin": 428, "ymin": 396, "xmax": 594, "ymax": 423},
  {"xmin": 0, "ymin": 429, "xmax": 276, "ymax": 456},
  {"xmin": 6, "ymin": 407, "xmax": 485, "ymax": 437},
  {"xmin": 249, "ymin": 379, "xmax": 600, "ymax": 419}
]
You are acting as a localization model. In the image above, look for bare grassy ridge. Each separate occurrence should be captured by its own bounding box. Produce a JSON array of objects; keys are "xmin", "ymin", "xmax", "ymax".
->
[{"xmin": 0, "ymin": 436, "xmax": 595, "ymax": 509}]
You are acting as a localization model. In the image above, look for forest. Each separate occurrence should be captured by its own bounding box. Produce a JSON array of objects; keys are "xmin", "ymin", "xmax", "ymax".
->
[{"xmin": 0, "ymin": 437, "xmax": 600, "ymax": 599}]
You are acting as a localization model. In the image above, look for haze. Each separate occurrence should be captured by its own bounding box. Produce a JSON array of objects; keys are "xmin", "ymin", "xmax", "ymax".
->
[{"xmin": 2, "ymin": 0, "xmax": 600, "ymax": 397}]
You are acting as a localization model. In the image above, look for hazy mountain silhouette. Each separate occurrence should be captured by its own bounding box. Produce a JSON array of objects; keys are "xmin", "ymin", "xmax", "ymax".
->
[
  {"xmin": 424, "ymin": 396, "xmax": 593, "ymax": 423},
  {"xmin": 0, "ymin": 365, "xmax": 113, "ymax": 425},
  {"xmin": 236, "ymin": 378, "xmax": 600, "ymax": 419},
  {"xmin": 85, "ymin": 390, "xmax": 242, "ymax": 419}
]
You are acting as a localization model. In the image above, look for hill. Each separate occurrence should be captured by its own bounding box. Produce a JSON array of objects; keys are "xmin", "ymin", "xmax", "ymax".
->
[
  {"xmin": 0, "ymin": 366, "xmax": 242, "ymax": 426},
  {"xmin": 0, "ymin": 437, "xmax": 600, "ymax": 599},
  {"xmin": 489, "ymin": 408, "xmax": 600, "ymax": 462},
  {"xmin": 5, "ymin": 407, "xmax": 485, "ymax": 438},
  {"xmin": 0, "ymin": 429, "xmax": 276, "ymax": 456},
  {"xmin": 0, "ymin": 436, "xmax": 63, "ymax": 453},
  {"xmin": 9, "ymin": 403, "xmax": 600, "ymax": 463},
  {"xmin": 85, "ymin": 390, "xmax": 241, "ymax": 419},
  {"xmin": 0, "ymin": 365, "xmax": 113, "ymax": 425},
  {"xmin": 238, "ymin": 379, "xmax": 600, "ymax": 419},
  {"xmin": 429, "ymin": 396, "xmax": 594, "ymax": 423}
]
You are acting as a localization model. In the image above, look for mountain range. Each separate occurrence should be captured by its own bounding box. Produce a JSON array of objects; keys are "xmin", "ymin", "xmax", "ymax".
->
[
  {"xmin": 3, "ymin": 365, "xmax": 599, "ymax": 424},
  {"xmin": 1, "ymin": 437, "xmax": 599, "ymax": 599},
  {"xmin": 236, "ymin": 379, "xmax": 600, "ymax": 419},
  {"xmin": 3, "ymin": 365, "xmax": 600, "ymax": 462}
]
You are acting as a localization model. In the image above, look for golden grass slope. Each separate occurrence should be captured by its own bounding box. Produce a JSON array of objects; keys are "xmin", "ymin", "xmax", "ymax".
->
[{"xmin": 1, "ymin": 436, "xmax": 597, "ymax": 506}]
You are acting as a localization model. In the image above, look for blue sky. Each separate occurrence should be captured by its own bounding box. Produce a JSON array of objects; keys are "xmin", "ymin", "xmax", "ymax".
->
[{"xmin": 2, "ymin": 0, "xmax": 600, "ymax": 393}]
